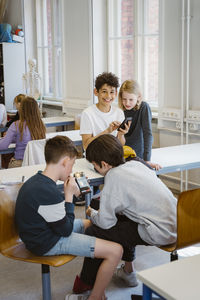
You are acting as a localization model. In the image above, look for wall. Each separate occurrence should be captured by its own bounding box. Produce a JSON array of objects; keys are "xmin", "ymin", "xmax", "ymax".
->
[
  {"xmin": 23, "ymin": 0, "xmax": 37, "ymax": 71},
  {"xmin": 62, "ymin": 0, "xmax": 94, "ymax": 116},
  {"xmin": 158, "ymin": 0, "xmax": 200, "ymax": 189}
]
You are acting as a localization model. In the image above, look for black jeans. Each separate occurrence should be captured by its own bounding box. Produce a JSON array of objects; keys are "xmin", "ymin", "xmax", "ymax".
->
[{"xmin": 80, "ymin": 215, "xmax": 148, "ymax": 286}]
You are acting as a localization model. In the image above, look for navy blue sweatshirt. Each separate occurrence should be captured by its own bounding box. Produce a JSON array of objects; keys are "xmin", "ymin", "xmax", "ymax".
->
[
  {"xmin": 124, "ymin": 101, "xmax": 153, "ymax": 161},
  {"xmin": 15, "ymin": 172, "xmax": 75, "ymax": 255}
]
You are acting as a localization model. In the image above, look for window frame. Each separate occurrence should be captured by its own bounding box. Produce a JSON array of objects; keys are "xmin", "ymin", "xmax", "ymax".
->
[{"xmin": 107, "ymin": 0, "xmax": 159, "ymax": 109}]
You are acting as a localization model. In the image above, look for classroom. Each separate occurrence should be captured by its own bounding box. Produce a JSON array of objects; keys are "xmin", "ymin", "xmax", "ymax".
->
[{"xmin": 0, "ymin": 1, "xmax": 200, "ymax": 300}]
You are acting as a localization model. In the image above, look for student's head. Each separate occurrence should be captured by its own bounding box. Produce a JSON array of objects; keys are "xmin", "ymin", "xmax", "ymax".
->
[
  {"xmin": 86, "ymin": 134, "xmax": 124, "ymax": 176},
  {"xmin": 19, "ymin": 96, "xmax": 46, "ymax": 141},
  {"xmin": 14, "ymin": 94, "xmax": 26, "ymax": 111},
  {"xmin": 94, "ymin": 72, "xmax": 119, "ymax": 109},
  {"xmin": 45, "ymin": 136, "xmax": 78, "ymax": 180},
  {"xmin": 118, "ymin": 80, "xmax": 142, "ymax": 111}
]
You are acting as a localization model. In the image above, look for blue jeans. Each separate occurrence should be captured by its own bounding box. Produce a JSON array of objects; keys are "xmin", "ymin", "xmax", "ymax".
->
[{"xmin": 44, "ymin": 219, "xmax": 96, "ymax": 258}]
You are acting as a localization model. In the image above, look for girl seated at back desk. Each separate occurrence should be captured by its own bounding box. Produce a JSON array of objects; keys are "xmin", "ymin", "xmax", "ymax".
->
[{"xmin": 0, "ymin": 96, "xmax": 46, "ymax": 168}]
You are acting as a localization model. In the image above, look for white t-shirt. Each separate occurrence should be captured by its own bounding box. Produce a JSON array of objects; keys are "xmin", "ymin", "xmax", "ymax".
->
[
  {"xmin": 0, "ymin": 104, "xmax": 7, "ymax": 126},
  {"xmin": 80, "ymin": 104, "xmax": 124, "ymax": 137}
]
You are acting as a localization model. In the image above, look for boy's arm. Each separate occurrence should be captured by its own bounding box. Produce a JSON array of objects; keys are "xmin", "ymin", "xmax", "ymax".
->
[
  {"xmin": 87, "ymin": 189, "xmax": 123, "ymax": 229},
  {"xmin": 81, "ymin": 121, "xmax": 121, "ymax": 150}
]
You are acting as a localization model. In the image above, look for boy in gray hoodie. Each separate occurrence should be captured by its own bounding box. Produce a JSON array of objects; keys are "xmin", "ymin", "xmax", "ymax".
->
[{"xmin": 72, "ymin": 134, "xmax": 177, "ymax": 294}]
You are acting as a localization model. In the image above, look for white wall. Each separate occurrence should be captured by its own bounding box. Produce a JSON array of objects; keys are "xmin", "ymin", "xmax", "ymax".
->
[
  {"xmin": 23, "ymin": 0, "xmax": 37, "ymax": 71},
  {"xmin": 158, "ymin": 0, "xmax": 200, "ymax": 188},
  {"xmin": 62, "ymin": 0, "xmax": 94, "ymax": 116}
]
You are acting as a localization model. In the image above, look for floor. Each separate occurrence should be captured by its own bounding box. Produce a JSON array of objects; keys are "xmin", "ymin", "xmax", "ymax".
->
[{"xmin": 1, "ymin": 204, "xmax": 200, "ymax": 300}]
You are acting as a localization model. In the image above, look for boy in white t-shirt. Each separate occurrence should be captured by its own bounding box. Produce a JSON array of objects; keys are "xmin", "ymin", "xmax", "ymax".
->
[{"xmin": 80, "ymin": 72, "xmax": 130, "ymax": 150}]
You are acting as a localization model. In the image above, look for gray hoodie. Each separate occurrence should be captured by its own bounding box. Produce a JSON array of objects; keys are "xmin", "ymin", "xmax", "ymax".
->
[{"xmin": 90, "ymin": 160, "xmax": 177, "ymax": 246}]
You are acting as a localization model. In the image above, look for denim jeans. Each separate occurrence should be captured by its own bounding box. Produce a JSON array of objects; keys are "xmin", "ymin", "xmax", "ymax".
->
[{"xmin": 44, "ymin": 219, "xmax": 96, "ymax": 258}]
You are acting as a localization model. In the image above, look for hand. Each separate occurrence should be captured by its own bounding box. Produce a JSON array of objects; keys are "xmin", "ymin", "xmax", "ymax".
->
[
  {"xmin": 86, "ymin": 206, "xmax": 92, "ymax": 217},
  {"xmin": 64, "ymin": 176, "xmax": 80, "ymax": 202},
  {"xmin": 117, "ymin": 121, "xmax": 131, "ymax": 135},
  {"xmin": 146, "ymin": 161, "xmax": 162, "ymax": 171},
  {"xmin": 107, "ymin": 121, "xmax": 121, "ymax": 133}
]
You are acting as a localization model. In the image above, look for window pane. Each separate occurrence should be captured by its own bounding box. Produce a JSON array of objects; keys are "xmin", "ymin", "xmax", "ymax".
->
[
  {"xmin": 121, "ymin": 0, "xmax": 134, "ymax": 36},
  {"xmin": 109, "ymin": 0, "xmax": 133, "ymax": 37},
  {"xmin": 109, "ymin": 39, "xmax": 134, "ymax": 83},
  {"xmin": 145, "ymin": 0, "xmax": 159, "ymax": 34},
  {"xmin": 144, "ymin": 36, "xmax": 158, "ymax": 103}
]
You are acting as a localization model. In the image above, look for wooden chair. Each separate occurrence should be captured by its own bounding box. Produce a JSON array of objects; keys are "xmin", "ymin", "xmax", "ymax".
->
[
  {"xmin": 0, "ymin": 184, "xmax": 75, "ymax": 300},
  {"xmin": 131, "ymin": 188, "xmax": 200, "ymax": 300},
  {"xmin": 160, "ymin": 188, "xmax": 200, "ymax": 261}
]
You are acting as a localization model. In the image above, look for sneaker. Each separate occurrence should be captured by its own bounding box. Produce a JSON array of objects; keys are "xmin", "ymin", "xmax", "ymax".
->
[
  {"xmin": 113, "ymin": 264, "xmax": 138, "ymax": 287},
  {"xmin": 65, "ymin": 292, "xmax": 89, "ymax": 300},
  {"xmin": 73, "ymin": 275, "xmax": 92, "ymax": 294}
]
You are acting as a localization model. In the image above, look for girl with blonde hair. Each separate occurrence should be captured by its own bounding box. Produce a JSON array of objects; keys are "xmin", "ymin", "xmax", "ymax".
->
[
  {"xmin": 118, "ymin": 79, "xmax": 153, "ymax": 163},
  {"xmin": 0, "ymin": 96, "xmax": 46, "ymax": 168}
]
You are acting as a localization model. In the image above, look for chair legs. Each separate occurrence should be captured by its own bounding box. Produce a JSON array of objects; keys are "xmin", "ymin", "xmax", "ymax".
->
[
  {"xmin": 41, "ymin": 264, "xmax": 51, "ymax": 300},
  {"xmin": 170, "ymin": 250, "xmax": 178, "ymax": 261}
]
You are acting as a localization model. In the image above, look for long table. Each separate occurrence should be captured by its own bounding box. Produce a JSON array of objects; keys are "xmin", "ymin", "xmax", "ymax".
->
[
  {"xmin": 0, "ymin": 143, "xmax": 200, "ymax": 184},
  {"xmin": 0, "ymin": 130, "xmax": 82, "ymax": 156},
  {"xmin": 42, "ymin": 116, "xmax": 75, "ymax": 128},
  {"xmin": 0, "ymin": 116, "xmax": 75, "ymax": 133}
]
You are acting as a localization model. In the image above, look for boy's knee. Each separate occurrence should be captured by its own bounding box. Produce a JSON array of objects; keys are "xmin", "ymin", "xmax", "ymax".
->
[{"xmin": 112, "ymin": 243, "xmax": 123, "ymax": 260}]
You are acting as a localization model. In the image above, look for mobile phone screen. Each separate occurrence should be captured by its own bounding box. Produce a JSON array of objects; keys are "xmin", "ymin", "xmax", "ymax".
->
[{"xmin": 117, "ymin": 117, "xmax": 132, "ymax": 131}]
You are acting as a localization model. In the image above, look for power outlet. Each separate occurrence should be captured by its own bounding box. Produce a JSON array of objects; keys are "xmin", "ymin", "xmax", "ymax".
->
[
  {"xmin": 189, "ymin": 123, "xmax": 199, "ymax": 131},
  {"xmin": 160, "ymin": 108, "xmax": 181, "ymax": 119},
  {"xmin": 187, "ymin": 110, "xmax": 200, "ymax": 122}
]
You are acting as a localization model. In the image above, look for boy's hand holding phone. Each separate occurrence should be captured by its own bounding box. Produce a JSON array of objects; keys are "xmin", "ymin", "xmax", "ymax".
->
[
  {"xmin": 64, "ymin": 176, "xmax": 80, "ymax": 203},
  {"xmin": 107, "ymin": 121, "xmax": 121, "ymax": 133},
  {"xmin": 117, "ymin": 117, "xmax": 132, "ymax": 135}
]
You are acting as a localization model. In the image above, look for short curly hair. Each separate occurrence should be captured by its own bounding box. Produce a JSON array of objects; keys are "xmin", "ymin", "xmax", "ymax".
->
[{"xmin": 95, "ymin": 72, "xmax": 119, "ymax": 91}]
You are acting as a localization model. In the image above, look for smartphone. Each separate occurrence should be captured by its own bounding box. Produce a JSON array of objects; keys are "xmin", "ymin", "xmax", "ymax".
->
[
  {"xmin": 74, "ymin": 172, "xmax": 91, "ymax": 194},
  {"xmin": 117, "ymin": 117, "xmax": 132, "ymax": 131}
]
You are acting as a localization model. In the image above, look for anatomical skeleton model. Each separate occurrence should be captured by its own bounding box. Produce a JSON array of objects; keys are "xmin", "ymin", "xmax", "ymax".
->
[{"xmin": 23, "ymin": 58, "xmax": 42, "ymax": 114}]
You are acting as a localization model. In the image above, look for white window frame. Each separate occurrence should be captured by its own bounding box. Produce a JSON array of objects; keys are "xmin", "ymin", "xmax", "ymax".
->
[
  {"xmin": 35, "ymin": 0, "xmax": 63, "ymax": 102},
  {"xmin": 107, "ymin": 0, "xmax": 159, "ymax": 109}
]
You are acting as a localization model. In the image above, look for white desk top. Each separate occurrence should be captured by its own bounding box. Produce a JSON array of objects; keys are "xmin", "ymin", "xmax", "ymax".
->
[
  {"xmin": 137, "ymin": 254, "xmax": 200, "ymax": 300},
  {"xmin": 0, "ymin": 143, "xmax": 199, "ymax": 185},
  {"xmin": 46, "ymin": 130, "xmax": 81, "ymax": 143},
  {"xmin": 152, "ymin": 143, "xmax": 200, "ymax": 175},
  {"xmin": 0, "ymin": 158, "xmax": 102, "ymax": 186},
  {"xmin": 42, "ymin": 116, "xmax": 74, "ymax": 125}
]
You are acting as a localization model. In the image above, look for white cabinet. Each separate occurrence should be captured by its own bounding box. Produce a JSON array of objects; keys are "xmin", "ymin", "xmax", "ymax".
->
[{"xmin": 0, "ymin": 42, "xmax": 25, "ymax": 110}]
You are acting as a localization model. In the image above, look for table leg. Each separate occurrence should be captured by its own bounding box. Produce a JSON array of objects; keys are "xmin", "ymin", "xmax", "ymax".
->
[{"xmin": 85, "ymin": 192, "xmax": 91, "ymax": 219}]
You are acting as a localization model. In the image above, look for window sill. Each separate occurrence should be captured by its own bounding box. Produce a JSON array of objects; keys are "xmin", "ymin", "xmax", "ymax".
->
[{"xmin": 41, "ymin": 100, "xmax": 62, "ymax": 107}]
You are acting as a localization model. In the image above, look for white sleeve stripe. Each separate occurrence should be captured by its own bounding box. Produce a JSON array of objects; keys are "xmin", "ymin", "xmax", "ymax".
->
[{"xmin": 38, "ymin": 201, "xmax": 66, "ymax": 222}]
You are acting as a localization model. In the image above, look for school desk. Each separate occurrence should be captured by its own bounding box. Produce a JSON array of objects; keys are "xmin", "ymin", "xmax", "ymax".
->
[
  {"xmin": 137, "ymin": 253, "xmax": 200, "ymax": 300},
  {"xmin": 0, "ymin": 130, "xmax": 82, "ymax": 156},
  {"xmin": 0, "ymin": 116, "xmax": 75, "ymax": 133}
]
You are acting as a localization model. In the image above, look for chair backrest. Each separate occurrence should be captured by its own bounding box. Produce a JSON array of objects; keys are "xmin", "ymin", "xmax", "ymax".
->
[
  {"xmin": 176, "ymin": 188, "xmax": 200, "ymax": 250},
  {"xmin": 0, "ymin": 184, "xmax": 23, "ymax": 252},
  {"xmin": 22, "ymin": 139, "xmax": 46, "ymax": 166}
]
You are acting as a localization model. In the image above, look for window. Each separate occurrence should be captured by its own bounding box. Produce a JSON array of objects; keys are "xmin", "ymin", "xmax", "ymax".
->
[
  {"xmin": 36, "ymin": 0, "xmax": 63, "ymax": 100},
  {"xmin": 108, "ymin": 0, "xmax": 159, "ymax": 106}
]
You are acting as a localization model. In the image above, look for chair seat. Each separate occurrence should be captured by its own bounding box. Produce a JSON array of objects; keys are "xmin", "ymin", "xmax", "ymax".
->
[
  {"xmin": 2, "ymin": 241, "xmax": 76, "ymax": 267},
  {"xmin": 159, "ymin": 243, "xmax": 176, "ymax": 252}
]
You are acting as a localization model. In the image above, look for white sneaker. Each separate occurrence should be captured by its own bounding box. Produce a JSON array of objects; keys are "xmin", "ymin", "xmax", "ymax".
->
[
  {"xmin": 113, "ymin": 264, "xmax": 138, "ymax": 287},
  {"xmin": 65, "ymin": 292, "xmax": 89, "ymax": 300}
]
